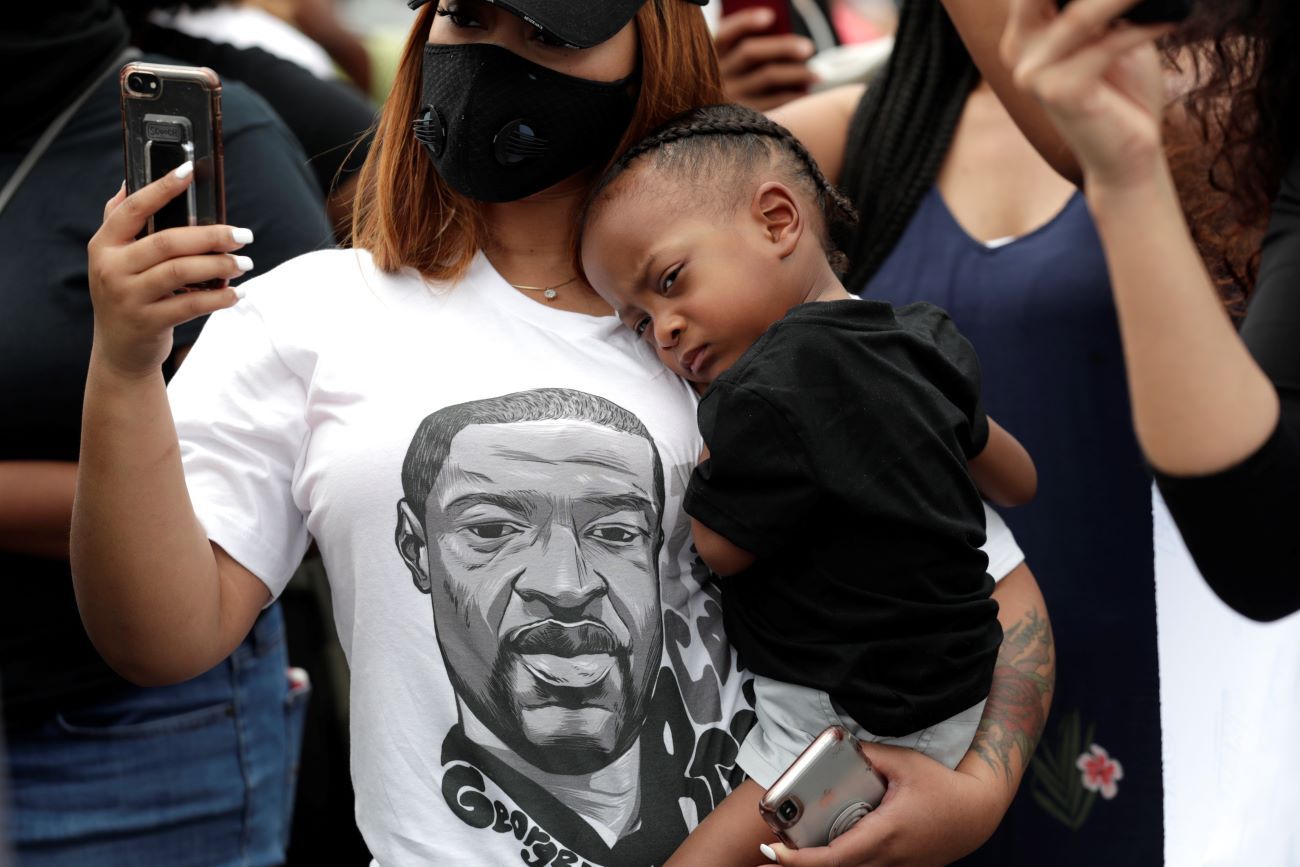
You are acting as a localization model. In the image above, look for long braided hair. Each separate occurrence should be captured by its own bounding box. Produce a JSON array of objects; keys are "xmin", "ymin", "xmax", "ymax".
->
[
  {"xmin": 582, "ymin": 104, "xmax": 858, "ymax": 271},
  {"xmin": 837, "ymin": 0, "xmax": 980, "ymax": 294}
]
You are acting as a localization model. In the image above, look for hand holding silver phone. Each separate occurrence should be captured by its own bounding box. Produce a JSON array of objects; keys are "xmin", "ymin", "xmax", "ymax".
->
[
  {"xmin": 759, "ymin": 726, "xmax": 888, "ymax": 850},
  {"xmin": 120, "ymin": 61, "xmax": 226, "ymax": 289}
]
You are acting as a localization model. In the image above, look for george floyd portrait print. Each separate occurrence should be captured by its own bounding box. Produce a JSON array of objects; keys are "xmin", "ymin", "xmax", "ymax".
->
[{"xmin": 395, "ymin": 388, "xmax": 756, "ymax": 865}]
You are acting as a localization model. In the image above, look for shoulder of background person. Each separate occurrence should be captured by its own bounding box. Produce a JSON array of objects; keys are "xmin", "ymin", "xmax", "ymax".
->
[
  {"xmin": 133, "ymin": 50, "xmax": 285, "ymax": 145},
  {"xmin": 139, "ymin": 32, "xmax": 375, "ymax": 189},
  {"xmin": 139, "ymin": 28, "xmax": 375, "ymax": 136},
  {"xmin": 768, "ymin": 83, "xmax": 866, "ymax": 187}
]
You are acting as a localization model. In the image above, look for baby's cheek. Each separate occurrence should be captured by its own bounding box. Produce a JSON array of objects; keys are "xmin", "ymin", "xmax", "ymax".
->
[
  {"xmin": 656, "ymin": 347, "xmax": 713, "ymax": 389},
  {"xmin": 654, "ymin": 346, "xmax": 691, "ymax": 382}
]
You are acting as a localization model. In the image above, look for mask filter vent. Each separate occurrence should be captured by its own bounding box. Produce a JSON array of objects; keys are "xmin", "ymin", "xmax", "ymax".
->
[
  {"xmin": 493, "ymin": 120, "xmax": 548, "ymax": 166},
  {"xmin": 415, "ymin": 42, "xmax": 637, "ymax": 202},
  {"xmin": 412, "ymin": 106, "xmax": 446, "ymax": 157}
]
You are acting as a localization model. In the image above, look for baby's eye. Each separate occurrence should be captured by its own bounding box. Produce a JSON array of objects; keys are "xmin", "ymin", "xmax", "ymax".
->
[
  {"xmin": 435, "ymin": 4, "xmax": 482, "ymax": 28},
  {"xmin": 633, "ymin": 316, "xmax": 652, "ymax": 338},
  {"xmin": 661, "ymin": 266, "xmax": 681, "ymax": 294}
]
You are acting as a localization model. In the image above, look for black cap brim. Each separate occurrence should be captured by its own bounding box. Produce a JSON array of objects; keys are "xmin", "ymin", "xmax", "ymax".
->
[{"xmin": 408, "ymin": 0, "xmax": 706, "ymax": 49}]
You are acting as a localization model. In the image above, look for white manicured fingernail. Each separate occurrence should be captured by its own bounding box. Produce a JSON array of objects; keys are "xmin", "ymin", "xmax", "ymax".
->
[
  {"xmin": 760, "ymin": 843, "xmax": 777, "ymax": 862},
  {"xmin": 233, "ymin": 285, "xmax": 246, "ymax": 300},
  {"xmin": 174, "ymin": 161, "xmax": 194, "ymax": 179},
  {"xmin": 230, "ymin": 227, "xmax": 254, "ymax": 244},
  {"xmin": 233, "ymin": 255, "xmax": 254, "ymax": 272}
]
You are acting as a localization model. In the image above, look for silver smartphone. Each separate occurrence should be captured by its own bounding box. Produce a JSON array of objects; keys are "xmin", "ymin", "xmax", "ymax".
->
[
  {"xmin": 121, "ymin": 62, "xmax": 226, "ymax": 289},
  {"xmin": 759, "ymin": 726, "xmax": 888, "ymax": 850}
]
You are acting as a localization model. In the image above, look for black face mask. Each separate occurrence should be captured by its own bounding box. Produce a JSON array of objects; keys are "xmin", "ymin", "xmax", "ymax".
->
[{"xmin": 414, "ymin": 42, "xmax": 638, "ymax": 203}]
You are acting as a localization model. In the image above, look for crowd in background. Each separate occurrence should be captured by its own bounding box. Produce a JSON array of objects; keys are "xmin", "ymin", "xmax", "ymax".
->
[{"xmin": 1, "ymin": 0, "xmax": 1297, "ymax": 864}]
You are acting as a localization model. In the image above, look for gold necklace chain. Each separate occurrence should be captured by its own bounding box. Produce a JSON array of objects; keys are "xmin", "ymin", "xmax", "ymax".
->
[{"xmin": 507, "ymin": 275, "xmax": 579, "ymax": 301}]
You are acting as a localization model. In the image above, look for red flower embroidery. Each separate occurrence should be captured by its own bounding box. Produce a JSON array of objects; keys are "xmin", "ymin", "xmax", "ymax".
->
[{"xmin": 1076, "ymin": 744, "xmax": 1123, "ymax": 800}]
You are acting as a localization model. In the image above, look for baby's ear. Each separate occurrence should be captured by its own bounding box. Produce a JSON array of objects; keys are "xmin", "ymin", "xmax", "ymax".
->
[{"xmin": 752, "ymin": 182, "xmax": 802, "ymax": 258}]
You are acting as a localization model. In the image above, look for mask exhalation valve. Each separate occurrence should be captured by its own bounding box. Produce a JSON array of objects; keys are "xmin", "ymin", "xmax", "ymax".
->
[
  {"xmin": 412, "ymin": 106, "xmax": 446, "ymax": 158},
  {"xmin": 493, "ymin": 120, "xmax": 548, "ymax": 166}
]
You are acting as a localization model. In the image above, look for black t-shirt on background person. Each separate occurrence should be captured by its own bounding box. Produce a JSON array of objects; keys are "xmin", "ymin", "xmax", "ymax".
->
[
  {"xmin": 1154, "ymin": 153, "xmax": 1300, "ymax": 621},
  {"xmin": 133, "ymin": 24, "xmax": 376, "ymax": 201},
  {"xmin": 685, "ymin": 300, "xmax": 1002, "ymax": 737},
  {"xmin": 0, "ymin": 57, "xmax": 333, "ymax": 731}
]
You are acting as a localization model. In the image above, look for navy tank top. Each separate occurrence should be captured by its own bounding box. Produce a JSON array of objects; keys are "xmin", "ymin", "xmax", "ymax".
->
[{"xmin": 865, "ymin": 187, "xmax": 1162, "ymax": 864}]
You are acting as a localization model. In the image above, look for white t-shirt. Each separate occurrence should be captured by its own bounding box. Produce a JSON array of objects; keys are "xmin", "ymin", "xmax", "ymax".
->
[
  {"xmin": 152, "ymin": 6, "xmax": 337, "ymax": 79},
  {"xmin": 1154, "ymin": 486, "xmax": 1300, "ymax": 866},
  {"xmin": 168, "ymin": 248, "xmax": 1024, "ymax": 866}
]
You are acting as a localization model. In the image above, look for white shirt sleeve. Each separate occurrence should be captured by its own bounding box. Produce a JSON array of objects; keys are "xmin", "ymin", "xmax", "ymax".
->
[
  {"xmin": 981, "ymin": 501, "xmax": 1025, "ymax": 582},
  {"xmin": 167, "ymin": 299, "xmax": 311, "ymax": 599}
]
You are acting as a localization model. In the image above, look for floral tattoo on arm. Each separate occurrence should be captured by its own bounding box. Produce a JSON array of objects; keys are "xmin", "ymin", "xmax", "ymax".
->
[{"xmin": 971, "ymin": 607, "xmax": 1055, "ymax": 784}]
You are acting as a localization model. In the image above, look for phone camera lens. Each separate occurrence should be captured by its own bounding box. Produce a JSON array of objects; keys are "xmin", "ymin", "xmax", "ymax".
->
[
  {"xmin": 778, "ymin": 799, "xmax": 799, "ymax": 823},
  {"xmin": 128, "ymin": 72, "xmax": 160, "ymax": 96}
]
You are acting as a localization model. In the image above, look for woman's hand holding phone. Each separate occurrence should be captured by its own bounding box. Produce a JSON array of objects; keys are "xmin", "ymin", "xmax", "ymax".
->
[
  {"xmin": 1003, "ymin": 0, "xmax": 1177, "ymax": 190},
  {"xmin": 753, "ymin": 742, "xmax": 1004, "ymax": 867},
  {"xmin": 87, "ymin": 166, "xmax": 252, "ymax": 378}
]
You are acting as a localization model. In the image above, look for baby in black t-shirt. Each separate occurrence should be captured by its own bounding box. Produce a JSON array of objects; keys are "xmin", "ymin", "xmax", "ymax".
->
[{"xmin": 579, "ymin": 104, "xmax": 1036, "ymax": 865}]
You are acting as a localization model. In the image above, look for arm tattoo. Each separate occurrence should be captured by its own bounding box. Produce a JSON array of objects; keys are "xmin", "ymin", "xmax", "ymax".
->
[{"xmin": 970, "ymin": 608, "xmax": 1055, "ymax": 784}]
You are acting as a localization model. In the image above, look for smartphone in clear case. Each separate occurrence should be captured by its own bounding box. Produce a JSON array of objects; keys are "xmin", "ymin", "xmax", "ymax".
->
[
  {"xmin": 759, "ymin": 726, "xmax": 888, "ymax": 850},
  {"xmin": 120, "ymin": 62, "xmax": 225, "ymax": 288}
]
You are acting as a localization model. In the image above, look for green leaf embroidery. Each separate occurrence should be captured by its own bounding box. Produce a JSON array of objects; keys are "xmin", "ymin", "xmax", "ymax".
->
[{"xmin": 1029, "ymin": 709, "xmax": 1101, "ymax": 830}]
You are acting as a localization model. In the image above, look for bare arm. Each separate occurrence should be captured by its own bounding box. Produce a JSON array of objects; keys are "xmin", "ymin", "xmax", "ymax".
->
[
  {"xmin": 773, "ymin": 3, "xmax": 1080, "ymax": 191},
  {"xmin": 965, "ymin": 561, "xmax": 1055, "ymax": 790},
  {"xmin": 941, "ymin": 0, "xmax": 1085, "ymax": 184},
  {"xmin": 944, "ymin": 0, "xmax": 1214, "ymax": 190},
  {"xmin": 0, "ymin": 461, "xmax": 78, "ymax": 559},
  {"xmin": 762, "ymin": 563, "xmax": 1054, "ymax": 865},
  {"xmin": 72, "ymin": 170, "xmax": 269, "ymax": 686},
  {"xmin": 74, "ymin": 362, "xmax": 269, "ymax": 685},
  {"xmin": 4, "ymin": 348, "xmax": 203, "ymax": 561},
  {"xmin": 1091, "ymin": 172, "xmax": 1278, "ymax": 474},
  {"xmin": 690, "ymin": 516, "xmax": 756, "ymax": 577},
  {"xmin": 1004, "ymin": 0, "xmax": 1279, "ymax": 476},
  {"xmin": 769, "ymin": 83, "xmax": 865, "ymax": 187},
  {"xmin": 970, "ymin": 417, "xmax": 1038, "ymax": 507}
]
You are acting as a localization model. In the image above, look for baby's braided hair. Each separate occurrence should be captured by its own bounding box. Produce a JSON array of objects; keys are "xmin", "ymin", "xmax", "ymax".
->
[{"xmin": 584, "ymin": 104, "xmax": 858, "ymax": 271}]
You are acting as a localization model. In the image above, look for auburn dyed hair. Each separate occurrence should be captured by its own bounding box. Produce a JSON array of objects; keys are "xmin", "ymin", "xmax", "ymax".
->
[
  {"xmin": 1164, "ymin": 1, "xmax": 1300, "ymax": 312},
  {"xmin": 350, "ymin": 0, "xmax": 724, "ymax": 281}
]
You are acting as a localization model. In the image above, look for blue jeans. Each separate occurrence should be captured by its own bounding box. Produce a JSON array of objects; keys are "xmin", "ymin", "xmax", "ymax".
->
[{"xmin": 6, "ymin": 604, "xmax": 308, "ymax": 866}]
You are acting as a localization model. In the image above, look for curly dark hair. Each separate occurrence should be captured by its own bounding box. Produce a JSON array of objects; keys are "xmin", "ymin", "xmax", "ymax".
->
[{"xmin": 1165, "ymin": 0, "xmax": 1300, "ymax": 310}]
